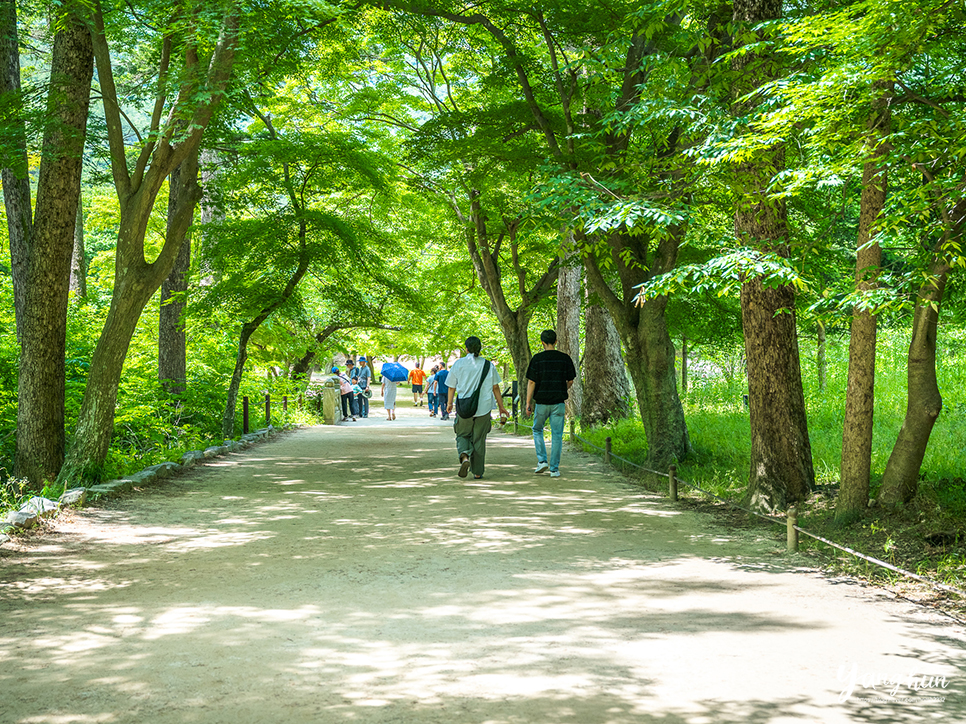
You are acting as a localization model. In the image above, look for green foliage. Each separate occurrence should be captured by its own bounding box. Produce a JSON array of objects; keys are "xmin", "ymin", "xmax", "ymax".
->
[
  {"xmin": 579, "ymin": 325, "xmax": 966, "ymax": 501},
  {"xmin": 0, "ymin": 476, "xmax": 30, "ymax": 517},
  {"xmin": 637, "ymin": 247, "xmax": 809, "ymax": 303}
]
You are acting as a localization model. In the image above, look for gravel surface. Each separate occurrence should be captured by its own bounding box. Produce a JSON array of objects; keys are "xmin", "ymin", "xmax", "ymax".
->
[{"xmin": 2, "ymin": 404, "xmax": 964, "ymax": 723}]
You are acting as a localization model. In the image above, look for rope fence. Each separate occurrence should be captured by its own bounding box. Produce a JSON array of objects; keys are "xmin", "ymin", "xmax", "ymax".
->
[{"xmin": 504, "ymin": 413, "xmax": 966, "ymax": 601}]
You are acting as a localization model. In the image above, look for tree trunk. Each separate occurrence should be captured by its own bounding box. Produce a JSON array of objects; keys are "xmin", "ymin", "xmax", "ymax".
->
[
  {"xmin": 732, "ymin": 0, "xmax": 814, "ymax": 513},
  {"xmin": 1, "ymin": 0, "xmax": 31, "ymax": 340},
  {"xmin": 583, "ymin": 232, "xmax": 689, "ymax": 467},
  {"xmin": 836, "ymin": 95, "xmax": 889, "ymax": 524},
  {"xmin": 816, "ymin": 321, "xmax": 826, "ymax": 394},
  {"xmin": 626, "ymin": 298, "xmax": 689, "ymax": 466},
  {"xmin": 197, "ymin": 149, "xmax": 222, "ymax": 287},
  {"xmin": 877, "ymin": 263, "xmax": 951, "ymax": 508},
  {"xmin": 556, "ymin": 235, "xmax": 583, "ymax": 418},
  {"xmin": 15, "ymin": 6, "xmax": 93, "ymax": 486},
  {"xmin": 740, "ymin": 276, "xmax": 815, "ymax": 512},
  {"xmin": 681, "ymin": 335, "xmax": 689, "ymax": 395},
  {"xmin": 496, "ymin": 310, "xmax": 533, "ymax": 404},
  {"xmin": 581, "ymin": 302, "xmax": 630, "ymax": 427},
  {"xmin": 222, "ymin": 220, "xmax": 311, "ymax": 438},
  {"xmin": 60, "ymin": 156, "xmax": 202, "ymax": 482},
  {"xmin": 462, "ymin": 190, "xmax": 558, "ymax": 398},
  {"xmin": 159, "ymin": 163, "xmax": 195, "ymax": 396},
  {"xmin": 291, "ymin": 349, "xmax": 316, "ymax": 382},
  {"xmin": 59, "ymin": 8, "xmax": 238, "ymax": 484},
  {"xmin": 222, "ymin": 323, "xmax": 257, "ymax": 439},
  {"xmin": 70, "ymin": 200, "xmax": 87, "ymax": 299}
]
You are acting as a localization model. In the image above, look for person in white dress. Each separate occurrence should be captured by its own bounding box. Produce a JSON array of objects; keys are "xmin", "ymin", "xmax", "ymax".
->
[{"xmin": 382, "ymin": 376, "xmax": 398, "ymax": 420}]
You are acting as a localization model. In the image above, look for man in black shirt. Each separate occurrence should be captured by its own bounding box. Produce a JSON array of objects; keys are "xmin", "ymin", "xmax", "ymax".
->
[{"xmin": 525, "ymin": 329, "xmax": 577, "ymax": 477}]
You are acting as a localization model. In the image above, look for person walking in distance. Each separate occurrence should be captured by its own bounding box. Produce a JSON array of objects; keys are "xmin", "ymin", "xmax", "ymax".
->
[
  {"xmin": 447, "ymin": 337, "xmax": 508, "ymax": 479},
  {"xmin": 426, "ymin": 366, "xmax": 439, "ymax": 417},
  {"xmin": 408, "ymin": 363, "xmax": 427, "ymax": 406},
  {"xmin": 435, "ymin": 361, "xmax": 450, "ymax": 420},
  {"xmin": 525, "ymin": 329, "xmax": 577, "ymax": 478}
]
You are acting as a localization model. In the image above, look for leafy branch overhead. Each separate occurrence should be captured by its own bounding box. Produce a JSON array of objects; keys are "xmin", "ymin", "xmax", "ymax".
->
[{"xmin": 634, "ymin": 247, "xmax": 809, "ymax": 306}]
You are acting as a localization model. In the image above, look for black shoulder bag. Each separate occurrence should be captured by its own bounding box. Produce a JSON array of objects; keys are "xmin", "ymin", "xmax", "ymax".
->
[{"xmin": 455, "ymin": 359, "xmax": 490, "ymax": 419}]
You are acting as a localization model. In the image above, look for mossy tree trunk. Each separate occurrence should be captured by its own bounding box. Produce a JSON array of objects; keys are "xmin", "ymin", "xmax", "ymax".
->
[
  {"xmin": 836, "ymin": 92, "xmax": 890, "ymax": 524},
  {"xmin": 0, "ymin": 0, "xmax": 31, "ymax": 341},
  {"xmin": 159, "ymin": 163, "xmax": 195, "ymax": 397},
  {"xmin": 556, "ymin": 237, "xmax": 583, "ymax": 419},
  {"xmin": 580, "ymin": 301, "xmax": 631, "ymax": 427},
  {"xmin": 732, "ymin": 0, "xmax": 814, "ymax": 513},
  {"xmin": 877, "ymin": 258, "xmax": 954, "ymax": 508},
  {"xmin": 59, "ymin": 6, "xmax": 238, "ymax": 484},
  {"xmin": 5, "ymin": 3, "xmax": 93, "ymax": 487},
  {"xmin": 583, "ymin": 227, "xmax": 690, "ymax": 467}
]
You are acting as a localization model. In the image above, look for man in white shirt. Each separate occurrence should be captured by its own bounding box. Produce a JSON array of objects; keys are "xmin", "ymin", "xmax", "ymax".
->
[{"xmin": 446, "ymin": 336, "xmax": 509, "ymax": 479}]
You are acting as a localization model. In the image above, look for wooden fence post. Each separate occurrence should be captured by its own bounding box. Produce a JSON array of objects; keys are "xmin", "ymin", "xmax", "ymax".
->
[
  {"xmin": 265, "ymin": 393, "xmax": 271, "ymax": 427},
  {"xmin": 283, "ymin": 395, "xmax": 288, "ymax": 413},
  {"xmin": 569, "ymin": 419, "xmax": 575, "ymax": 443},
  {"xmin": 787, "ymin": 506, "xmax": 799, "ymax": 552},
  {"xmin": 669, "ymin": 465, "xmax": 678, "ymax": 502},
  {"xmin": 243, "ymin": 396, "xmax": 249, "ymax": 435}
]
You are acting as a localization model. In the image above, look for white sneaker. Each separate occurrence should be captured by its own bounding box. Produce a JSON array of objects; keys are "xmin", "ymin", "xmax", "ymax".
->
[
  {"xmin": 534, "ymin": 462, "xmax": 549, "ymax": 474},
  {"xmin": 549, "ymin": 471, "xmax": 561, "ymax": 478}
]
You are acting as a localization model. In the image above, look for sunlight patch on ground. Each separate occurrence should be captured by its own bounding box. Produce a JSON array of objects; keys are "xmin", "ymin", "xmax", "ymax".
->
[
  {"xmin": 460, "ymin": 672, "xmax": 595, "ymax": 697},
  {"xmin": 613, "ymin": 502, "xmax": 681, "ymax": 517},
  {"xmin": 1, "ymin": 576, "xmax": 132, "ymax": 597},
  {"xmin": 164, "ymin": 530, "xmax": 276, "ymax": 552},
  {"xmin": 68, "ymin": 524, "xmax": 197, "ymax": 546},
  {"xmin": 287, "ymin": 489, "xmax": 353, "ymax": 497},
  {"xmin": 19, "ymin": 715, "xmax": 117, "ymax": 723},
  {"xmin": 142, "ymin": 604, "xmax": 321, "ymax": 641},
  {"xmin": 366, "ymin": 479, "xmax": 441, "ymax": 488},
  {"xmin": 31, "ymin": 630, "xmax": 117, "ymax": 657},
  {"xmin": 688, "ymin": 534, "xmax": 733, "ymax": 545}
]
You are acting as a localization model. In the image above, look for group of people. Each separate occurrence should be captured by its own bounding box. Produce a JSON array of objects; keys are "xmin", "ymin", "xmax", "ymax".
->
[
  {"xmin": 333, "ymin": 357, "xmax": 372, "ymax": 422},
  {"xmin": 424, "ymin": 363, "xmax": 450, "ymax": 419},
  {"xmin": 331, "ymin": 329, "xmax": 577, "ymax": 482}
]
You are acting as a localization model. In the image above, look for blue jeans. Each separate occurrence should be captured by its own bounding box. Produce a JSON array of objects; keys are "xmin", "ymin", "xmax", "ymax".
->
[{"xmin": 532, "ymin": 402, "xmax": 566, "ymax": 472}]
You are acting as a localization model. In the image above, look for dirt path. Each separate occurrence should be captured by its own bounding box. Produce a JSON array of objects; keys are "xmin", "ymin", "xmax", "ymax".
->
[{"xmin": 2, "ymin": 404, "xmax": 964, "ymax": 723}]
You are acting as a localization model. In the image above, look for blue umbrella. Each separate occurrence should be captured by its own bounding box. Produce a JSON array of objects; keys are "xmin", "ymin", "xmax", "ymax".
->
[{"xmin": 380, "ymin": 362, "xmax": 410, "ymax": 382}]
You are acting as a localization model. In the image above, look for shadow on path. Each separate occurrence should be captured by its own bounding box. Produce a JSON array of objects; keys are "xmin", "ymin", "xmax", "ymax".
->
[{"xmin": 2, "ymin": 408, "xmax": 964, "ymax": 723}]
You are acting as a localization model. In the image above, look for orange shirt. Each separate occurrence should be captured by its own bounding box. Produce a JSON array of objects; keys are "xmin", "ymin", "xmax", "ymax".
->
[{"xmin": 408, "ymin": 368, "xmax": 427, "ymax": 385}]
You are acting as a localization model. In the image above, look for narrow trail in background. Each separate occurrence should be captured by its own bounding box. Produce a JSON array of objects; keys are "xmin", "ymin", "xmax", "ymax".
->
[{"xmin": 2, "ymin": 402, "xmax": 963, "ymax": 723}]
